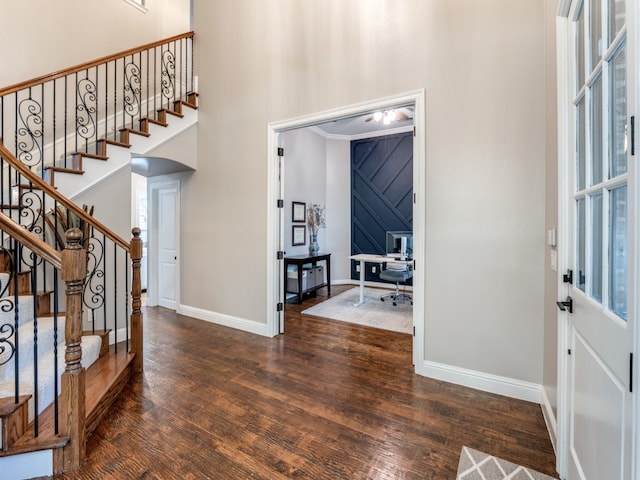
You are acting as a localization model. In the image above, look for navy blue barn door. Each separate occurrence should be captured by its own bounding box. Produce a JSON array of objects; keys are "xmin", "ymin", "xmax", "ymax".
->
[{"xmin": 351, "ymin": 131, "xmax": 413, "ymax": 281}]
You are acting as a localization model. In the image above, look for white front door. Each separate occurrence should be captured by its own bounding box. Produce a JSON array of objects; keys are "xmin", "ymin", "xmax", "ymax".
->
[
  {"xmin": 158, "ymin": 185, "xmax": 178, "ymax": 309},
  {"xmin": 560, "ymin": 1, "xmax": 636, "ymax": 478}
]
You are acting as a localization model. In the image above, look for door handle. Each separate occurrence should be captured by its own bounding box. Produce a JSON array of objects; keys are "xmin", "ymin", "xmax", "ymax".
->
[{"xmin": 556, "ymin": 296, "xmax": 573, "ymax": 314}]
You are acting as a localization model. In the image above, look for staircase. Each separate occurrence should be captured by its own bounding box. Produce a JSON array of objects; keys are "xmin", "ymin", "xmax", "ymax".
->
[{"xmin": 0, "ymin": 32, "xmax": 196, "ymax": 479}]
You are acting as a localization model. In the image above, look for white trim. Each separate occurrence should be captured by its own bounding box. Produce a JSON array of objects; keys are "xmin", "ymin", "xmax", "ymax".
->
[
  {"xmin": 309, "ymin": 124, "xmax": 414, "ymax": 141},
  {"xmin": 266, "ymin": 90, "xmax": 426, "ymax": 367},
  {"xmin": 628, "ymin": 3, "xmax": 640, "ymax": 480},
  {"xmin": 541, "ymin": 386, "xmax": 559, "ymax": 455},
  {"xmin": 178, "ymin": 304, "xmax": 272, "ymax": 337},
  {"xmin": 555, "ymin": 9, "xmax": 572, "ymax": 479},
  {"xmin": 107, "ymin": 327, "xmax": 129, "ymax": 346},
  {"xmin": 421, "ymin": 360, "xmax": 542, "ymax": 403}
]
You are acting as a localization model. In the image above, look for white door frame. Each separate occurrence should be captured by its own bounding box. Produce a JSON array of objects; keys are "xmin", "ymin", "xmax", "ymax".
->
[
  {"xmin": 555, "ymin": 0, "xmax": 640, "ymax": 477},
  {"xmin": 266, "ymin": 90, "xmax": 426, "ymax": 368},
  {"xmin": 146, "ymin": 179, "xmax": 181, "ymax": 310}
]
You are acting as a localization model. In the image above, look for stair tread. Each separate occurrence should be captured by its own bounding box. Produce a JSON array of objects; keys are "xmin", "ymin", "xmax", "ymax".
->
[
  {"xmin": 1, "ymin": 348, "xmax": 134, "ymax": 456},
  {"xmin": 120, "ymin": 127, "xmax": 150, "ymax": 137},
  {"xmin": 0, "ymin": 434, "xmax": 69, "ymax": 456},
  {"xmin": 44, "ymin": 166, "xmax": 85, "ymax": 175},
  {"xmin": 74, "ymin": 152, "xmax": 108, "ymax": 161},
  {"xmin": 160, "ymin": 108, "xmax": 184, "ymax": 118},
  {"xmin": 144, "ymin": 117, "xmax": 168, "ymax": 127},
  {"xmin": 101, "ymin": 139, "xmax": 131, "ymax": 148},
  {"xmin": 0, "ymin": 395, "xmax": 31, "ymax": 417}
]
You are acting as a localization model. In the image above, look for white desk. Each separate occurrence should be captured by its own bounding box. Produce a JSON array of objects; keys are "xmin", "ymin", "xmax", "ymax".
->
[{"xmin": 349, "ymin": 254, "xmax": 412, "ymax": 306}]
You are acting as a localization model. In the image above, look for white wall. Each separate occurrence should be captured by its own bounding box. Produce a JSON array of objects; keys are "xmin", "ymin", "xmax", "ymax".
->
[
  {"xmin": 280, "ymin": 128, "xmax": 353, "ymax": 283},
  {"xmin": 0, "ymin": 0, "xmax": 191, "ymax": 87},
  {"xmin": 325, "ymin": 137, "xmax": 351, "ymax": 282},
  {"xmin": 5, "ymin": 1, "xmax": 549, "ymax": 392},
  {"xmin": 190, "ymin": 0, "xmax": 546, "ymax": 386},
  {"xmin": 281, "ymin": 128, "xmax": 327, "ymax": 256},
  {"xmin": 542, "ymin": 0, "xmax": 560, "ymax": 436}
]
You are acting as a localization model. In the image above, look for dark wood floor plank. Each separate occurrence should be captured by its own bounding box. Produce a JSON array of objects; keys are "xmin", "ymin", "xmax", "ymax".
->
[{"xmin": 49, "ymin": 286, "xmax": 557, "ymax": 479}]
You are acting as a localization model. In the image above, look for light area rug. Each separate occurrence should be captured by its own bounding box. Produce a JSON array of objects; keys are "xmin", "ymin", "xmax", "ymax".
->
[
  {"xmin": 457, "ymin": 446, "xmax": 558, "ymax": 480},
  {"xmin": 301, "ymin": 287, "xmax": 412, "ymax": 334}
]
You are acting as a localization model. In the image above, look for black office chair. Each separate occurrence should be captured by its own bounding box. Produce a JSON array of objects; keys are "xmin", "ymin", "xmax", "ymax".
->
[{"xmin": 379, "ymin": 263, "xmax": 413, "ymax": 306}]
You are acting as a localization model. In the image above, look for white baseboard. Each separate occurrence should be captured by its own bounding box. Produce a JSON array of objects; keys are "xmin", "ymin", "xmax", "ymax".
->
[
  {"xmin": 108, "ymin": 327, "xmax": 129, "ymax": 346},
  {"xmin": 540, "ymin": 386, "xmax": 558, "ymax": 454},
  {"xmin": 178, "ymin": 304, "xmax": 271, "ymax": 337},
  {"xmin": 419, "ymin": 360, "xmax": 542, "ymax": 403}
]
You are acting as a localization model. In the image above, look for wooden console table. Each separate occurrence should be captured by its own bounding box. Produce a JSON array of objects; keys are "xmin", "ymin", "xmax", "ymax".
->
[{"xmin": 284, "ymin": 253, "xmax": 331, "ymax": 303}]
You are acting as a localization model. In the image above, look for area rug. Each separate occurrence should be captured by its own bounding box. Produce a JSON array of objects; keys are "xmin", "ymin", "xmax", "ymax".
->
[
  {"xmin": 457, "ymin": 446, "xmax": 558, "ymax": 480},
  {"xmin": 301, "ymin": 287, "xmax": 412, "ymax": 334}
]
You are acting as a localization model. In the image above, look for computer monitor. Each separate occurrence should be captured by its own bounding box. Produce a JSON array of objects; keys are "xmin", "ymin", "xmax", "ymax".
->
[{"xmin": 385, "ymin": 231, "xmax": 413, "ymax": 259}]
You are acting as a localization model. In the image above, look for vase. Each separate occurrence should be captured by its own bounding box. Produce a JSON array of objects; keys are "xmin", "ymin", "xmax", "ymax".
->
[{"xmin": 309, "ymin": 233, "xmax": 319, "ymax": 256}]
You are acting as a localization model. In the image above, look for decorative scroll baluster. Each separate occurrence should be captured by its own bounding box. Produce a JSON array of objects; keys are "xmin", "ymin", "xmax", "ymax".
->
[
  {"xmin": 76, "ymin": 75, "xmax": 97, "ymax": 149},
  {"xmin": 17, "ymin": 95, "xmax": 43, "ymax": 169}
]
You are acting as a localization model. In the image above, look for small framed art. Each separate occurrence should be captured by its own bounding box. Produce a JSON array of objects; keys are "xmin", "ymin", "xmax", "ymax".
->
[
  {"xmin": 292, "ymin": 225, "xmax": 306, "ymax": 245},
  {"xmin": 292, "ymin": 201, "xmax": 306, "ymax": 223}
]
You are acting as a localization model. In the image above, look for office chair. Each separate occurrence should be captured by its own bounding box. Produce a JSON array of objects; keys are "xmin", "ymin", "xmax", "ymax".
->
[{"xmin": 379, "ymin": 263, "xmax": 413, "ymax": 306}]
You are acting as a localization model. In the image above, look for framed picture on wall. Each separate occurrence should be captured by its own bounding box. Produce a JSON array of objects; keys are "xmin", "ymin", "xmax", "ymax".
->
[
  {"xmin": 292, "ymin": 201, "xmax": 306, "ymax": 222},
  {"xmin": 292, "ymin": 225, "xmax": 306, "ymax": 245}
]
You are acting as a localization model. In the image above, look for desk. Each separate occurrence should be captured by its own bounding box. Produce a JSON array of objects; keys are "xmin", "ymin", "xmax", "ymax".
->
[
  {"xmin": 284, "ymin": 253, "xmax": 331, "ymax": 303},
  {"xmin": 349, "ymin": 254, "xmax": 411, "ymax": 306}
]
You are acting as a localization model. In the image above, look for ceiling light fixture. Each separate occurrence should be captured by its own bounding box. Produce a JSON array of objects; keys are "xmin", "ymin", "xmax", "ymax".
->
[{"xmin": 373, "ymin": 110, "xmax": 398, "ymax": 125}]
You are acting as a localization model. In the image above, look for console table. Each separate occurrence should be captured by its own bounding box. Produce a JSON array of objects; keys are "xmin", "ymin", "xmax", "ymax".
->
[{"xmin": 284, "ymin": 253, "xmax": 331, "ymax": 303}]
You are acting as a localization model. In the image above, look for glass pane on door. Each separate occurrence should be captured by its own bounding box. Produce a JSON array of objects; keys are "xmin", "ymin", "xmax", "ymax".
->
[
  {"xmin": 609, "ymin": 0, "xmax": 625, "ymax": 43},
  {"xmin": 577, "ymin": 197, "xmax": 586, "ymax": 291},
  {"xmin": 590, "ymin": 193, "xmax": 603, "ymax": 302},
  {"xmin": 591, "ymin": 75, "xmax": 603, "ymax": 185},
  {"xmin": 590, "ymin": 0, "xmax": 602, "ymax": 69},
  {"xmin": 609, "ymin": 186, "xmax": 627, "ymax": 320},
  {"xmin": 610, "ymin": 46, "xmax": 627, "ymax": 178},
  {"xmin": 577, "ymin": 98, "xmax": 586, "ymax": 191},
  {"xmin": 577, "ymin": 4, "xmax": 585, "ymax": 91}
]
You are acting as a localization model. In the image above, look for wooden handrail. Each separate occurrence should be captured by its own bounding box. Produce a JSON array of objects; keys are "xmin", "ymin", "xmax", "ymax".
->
[
  {"xmin": 0, "ymin": 31, "xmax": 195, "ymax": 98},
  {"xmin": 0, "ymin": 142, "xmax": 129, "ymax": 251},
  {"xmin": 0, "ymin": 212, "xmax": 61, "ymax": 269}
]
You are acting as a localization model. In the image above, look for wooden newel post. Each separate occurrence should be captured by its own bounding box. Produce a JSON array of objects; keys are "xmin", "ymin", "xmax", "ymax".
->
[
  {"xmin": 130, "ymin": 227, "xmax": 143, "ymax": 373},
  {"xmin": 59, "ymin": 228, "xmax": 87, "ymax": 471}
]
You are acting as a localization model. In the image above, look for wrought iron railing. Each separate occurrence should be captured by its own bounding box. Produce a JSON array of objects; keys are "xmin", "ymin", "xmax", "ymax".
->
[
  {"xmin": 0, "ymin": 214, "xmax": 63, "ymax": 435},
  {"xmin": 0, "ymin": 32, "xmax": 194, "ymax": 178},
  {"xmin": 0, "ymin": 31, "xmax": 161, "ymax": 470}
]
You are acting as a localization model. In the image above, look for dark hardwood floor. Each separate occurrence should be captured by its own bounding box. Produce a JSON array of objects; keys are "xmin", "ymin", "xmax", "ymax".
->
[{"xmin": 50, "ymin": 285, "xmax": 557, "ymax": 479}]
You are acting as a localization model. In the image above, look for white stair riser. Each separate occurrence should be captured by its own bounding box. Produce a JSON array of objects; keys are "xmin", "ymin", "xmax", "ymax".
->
[{"xmin": 0, "ymin": 449, "xmax": 53, "ymax": 480}]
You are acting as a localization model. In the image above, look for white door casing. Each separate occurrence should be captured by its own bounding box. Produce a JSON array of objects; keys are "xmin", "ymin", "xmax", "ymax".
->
[
  {"xmin": 556, "ymin": 1, "xmax": 637, "ymax": 478},
  {"xmin": 147, "ymin": 179, "xmax": 181, "ymax": 310},
  {"xmin": 266, "ymin": 90, "xmax": 426, "ymax": 369}
]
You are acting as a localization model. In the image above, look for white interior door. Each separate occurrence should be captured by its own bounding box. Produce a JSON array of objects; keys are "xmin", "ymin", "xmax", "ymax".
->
[
  {"xmin": 562, "ymin": 1, "xmax": 636, "ymax": 478},
  {"xmin": 158, "ymin": 185, "xmax": 178, "ymax": 309}
]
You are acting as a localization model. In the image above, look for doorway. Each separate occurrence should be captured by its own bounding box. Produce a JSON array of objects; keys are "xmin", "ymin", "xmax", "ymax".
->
[
  {"xmin": 146, "ymin": 179, "xmax": 181, "ymax": 310},
  {"xmin": 266, "ymin": 90, "xmax": 426, "ymax": 368}
]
